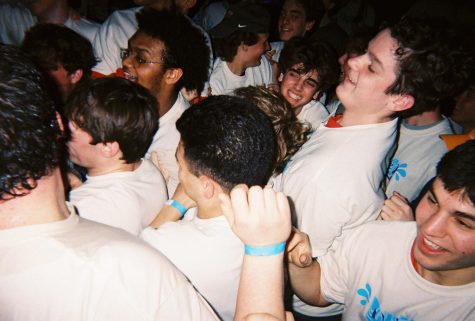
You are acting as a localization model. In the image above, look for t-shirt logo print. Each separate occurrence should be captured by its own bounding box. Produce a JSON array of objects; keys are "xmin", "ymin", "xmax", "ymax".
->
[{"xmin": 357, "ymin": 283, "xmax": 414, "ymax": 321}]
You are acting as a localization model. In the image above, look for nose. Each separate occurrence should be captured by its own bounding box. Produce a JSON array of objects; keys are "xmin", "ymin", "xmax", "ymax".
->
[
  {"xmin": 294, "ymin": 77, "xmax": 305, "ymax": 90},
  {"xmin": 347, "ymin": 53, "xmax": 368, "ymax": 71},
  {"xmin": 122, "ymin": 53, "xmax": 134, "ymax": 70},
  {"xmin": 421, "ymin": 209, "xmax": 447, "ymax": 238}
]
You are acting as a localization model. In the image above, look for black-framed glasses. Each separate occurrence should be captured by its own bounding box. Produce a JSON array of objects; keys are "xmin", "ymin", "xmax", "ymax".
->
[{"xmin": 120, "ymin": 48, "xmax": 163, "ymax": 65}]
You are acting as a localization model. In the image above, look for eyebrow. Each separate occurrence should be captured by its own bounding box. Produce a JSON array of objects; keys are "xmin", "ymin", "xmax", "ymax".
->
[
  {"xmin": 127, "ymin": 41, "xmax": 151, "ymax": 55},
  {"xmin": 430, "ymin": 185, "xmax": 475, "ymax": 222}
]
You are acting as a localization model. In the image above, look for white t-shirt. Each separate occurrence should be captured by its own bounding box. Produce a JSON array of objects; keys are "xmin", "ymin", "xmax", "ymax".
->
[
  {"xmin": 146, "ymin": 92, "xmax": 189, "ymax": 196},
  {"xmin": 297, "ymin": 100, "xmax": 331, "ymax": 131},
  {"xmin": 141, "ymin": 210, "xmax": 243, "ymax": 321},
  {"xmin": 210, "ymin": 57, "xmax": 273, "ymax": 95},
  {"xmin": 385, "ymin": 117, "xmax": 454, "ymax": 202},
  {"xmin": 0, "ymin": 207, "xmax": 219, "ymax": 321},
  {"xmin": 69, "ymin": 159, "xmax": 167, "ymax": 235},
  {"xmin": 0, "ymin": 3, "xmax": 98, "ymax": 45},
  {"xmin": 274, "ymin": 118, "xmax": 398, "ymax": 257},
  {"xmin": 320, "ymin": 220, "xmax": 475, "ymax": 321}
]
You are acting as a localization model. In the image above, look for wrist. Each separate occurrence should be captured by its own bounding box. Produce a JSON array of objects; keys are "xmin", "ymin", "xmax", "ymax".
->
[
  {"xmin": 244, "ymin": 241, "xmax": 286, "ymax": 256},
  {"xmin": 165, "ymin": 199, "xmax": 187, "ymax": 217}
]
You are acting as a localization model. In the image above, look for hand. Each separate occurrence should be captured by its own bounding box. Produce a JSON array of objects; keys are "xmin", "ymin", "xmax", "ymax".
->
[
  {"xmin": 379, "ymin": 191, "xmax": 414, "ymax": 221},
  {"xmin": 150, "ymin": 151, "xmax": 170, "ymax": 182},
  {"xmin": 287, "ymin": 228, "xmax": 312, "ymax": 268},
  {"xmin": 219, "ymin": 185, "xmax": 291, "ymax": 246},
  {"xmin": 67, "ymin": 171, "xmax": 83, "ymax": 190},
  {"xmin": 265, "ymin": 49, "xmax": 276, "ymax": 62}
]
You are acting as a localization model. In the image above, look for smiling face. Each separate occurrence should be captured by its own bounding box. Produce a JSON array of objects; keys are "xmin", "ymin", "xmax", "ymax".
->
[
  {"xmin": 279, "ymin": 64, "xmax": 319, "ymax": 114},
  {"xmin": 278, "ymin": 0, "xmax": 314, "ymax": 42},
  {"xmin": 336, "ymin": 29, "xmax": 405, "ymax": 120},
  {"xmin": 413, "ymin": 178, "xmax": 475, "ymax": 284},
  {"xmin": 243, "ymin": 33, "xmax": 270, "ymax": 68},
  {"xmin": 122, "ymin": 31, "xmax": 166, "ymax": 97}
]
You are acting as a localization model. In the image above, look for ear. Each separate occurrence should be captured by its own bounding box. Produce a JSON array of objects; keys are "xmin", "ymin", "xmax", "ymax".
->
[
  {"xmin": 199, "ymin": 175, "xmax": 215, "ymax": 199},
  {"xmin": 68, "ymin": 69, "xmax": 84, "ymax": 85},
  {"xmin": 164, "ymin": 68, "xmax": 184, "ymax": 86},
  {"xmin": 55, "ymin": 111, "xmax": 65, "ymax": 132},
  {"xmin": 304, "ymin": 20, "xmax": 315, "ymax": 33},
  {"xmin": 390, "ymin": 94, "xmax": 415, "ymax": 112},
  {"xmin": 100, "ymin": 141, "xmax": 121, "ymax": 158}
]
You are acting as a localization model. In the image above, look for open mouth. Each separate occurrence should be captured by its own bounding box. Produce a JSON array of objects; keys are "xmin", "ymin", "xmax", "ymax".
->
[{"xmin": 124, "ymin": 71, "xmax": 138, "ymax": 82}]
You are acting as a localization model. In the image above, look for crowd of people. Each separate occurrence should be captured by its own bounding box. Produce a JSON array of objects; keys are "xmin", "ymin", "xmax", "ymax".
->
[{"xmin": 0, "ymin": 0, "xmax": 474, "ymax": 320}]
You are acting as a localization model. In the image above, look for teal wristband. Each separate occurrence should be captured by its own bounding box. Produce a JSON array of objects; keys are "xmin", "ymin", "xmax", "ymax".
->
[
  {"xmin": 244, "ymin": 242, "xmax": 286, "ymax": 256},
  {"xmin": 166, "ymin": 199, "xmax": 187, "ymax": 217}
]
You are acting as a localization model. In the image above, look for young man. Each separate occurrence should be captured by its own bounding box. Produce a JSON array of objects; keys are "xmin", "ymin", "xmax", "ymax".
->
[
  {"xmin": 21, "ymin": 23, "xmax": 97, "ymax": 103},
  {"xmin": 141, "ymin": 95, "xmax": 276, "ymax": 321},
  {"xmin": 0, "ymin": 45, "xmax": 218, "ymax": 321},
  {"xmin": 384, "ymin": 25, "xmax": 473, "ymax": 203},
  {"xmin": 272, "ymin": 17, "xmax": 468, "ymax": 319},
  {"xmin": 209, "ymin": 2, "xmax": 273, "ymax": 95},
  {"xmin": 288, "ymin": 140, "xmax": 475, "ymax": 320},
  {"xmin": 269, "ymin": 0, "xmax": 324, "ymax": 62},
  {"xmin": 122, "ymin": 8, "xmax": 209, "ymax": 195},
  {"xmin": 64, "ymin": 77, "xmax": 167, "ymax": 236},
  {"xmin": 278, "ymin": 37, "xmax": 340, "ymax": 130}
]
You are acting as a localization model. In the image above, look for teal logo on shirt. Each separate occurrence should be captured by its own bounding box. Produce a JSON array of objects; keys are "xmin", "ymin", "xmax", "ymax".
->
[
  {"xmin": 357, "ymin": 283, "xmax": 414, "ymax": 321},
  {"xmin": 387, "ymin": 159, "xmax": 407, "ymax": 181}
]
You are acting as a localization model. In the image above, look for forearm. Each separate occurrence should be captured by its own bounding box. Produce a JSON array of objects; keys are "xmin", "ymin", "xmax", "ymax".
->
[
  {"xmin": 288, "ymin": 260, "xmax": 327, "ymax": 307},
  {"xmin": 234, "ymin": 253, "xmax": 286, "ymax": 321}
]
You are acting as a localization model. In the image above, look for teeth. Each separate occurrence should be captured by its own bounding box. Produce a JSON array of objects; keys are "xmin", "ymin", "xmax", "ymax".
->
[
  {"xmin": 288, "ymin": 92, "xmax": 301, "ymax": 100},
  {"xmin": 124, "ymin": 71, "xmax": 138, "ymax": 82},
  {"xmin": 424, "ymin": 238, "xmax": 442, "ymax": 250}
]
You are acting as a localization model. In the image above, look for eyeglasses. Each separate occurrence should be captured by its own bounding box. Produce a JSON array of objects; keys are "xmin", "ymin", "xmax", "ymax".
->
[{"xmin": 120, "ymin": 48, "xmax": 163, "ymax": 65}]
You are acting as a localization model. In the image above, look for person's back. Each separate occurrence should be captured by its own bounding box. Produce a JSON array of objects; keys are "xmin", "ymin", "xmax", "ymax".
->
[
  {"xmin": 141, "ymin": 95, "xmax": 276, "ymax": 321},
  {"xmin": 0, "ymin": 44, "xmax": 218, "ymax": 321}
]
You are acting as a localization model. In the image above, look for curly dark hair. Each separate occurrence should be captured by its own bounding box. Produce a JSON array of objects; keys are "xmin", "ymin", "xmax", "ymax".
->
[
  {"xmin": 136, "ymin": 8, "xmax": 210, "ymax": 94},
  {"xmin": 64, "ymin": 77, "xmax": 159, "ymax": 164},
  {"xmin": 386, "ymin": 16, "xmax": 475, "ymax": 117},
  {"xmin": 213, "ymin": 31, "xmax": 259, "ymax": 62},
  {"xmin": 279, "ymin": 37, "xmax": 340, "ymax": 92},
  {"xmin": 437, "ymin": 140, "xmax": 475, "ymax": 205},
  {"xmin": 0, "ymin": 45, "xmax": 63, "ymax": 199},
  {"xmin": 234, "ymin": 86, "xmax": 310, "ymax": 175},
  {"xmin": 176, "ymin": 95, "xmax": 276, "ymax": 192},
  {"xmin": 20, "ymin": 23, "xmax": 97, "ymax": 77}
]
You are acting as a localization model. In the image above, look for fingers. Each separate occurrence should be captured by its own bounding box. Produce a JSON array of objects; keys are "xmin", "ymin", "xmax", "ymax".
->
[
  {"xmin": 380, "ymin": 192, "xmax": 414, "ymax": 221},
  {"xmin": 287, "ymin": 229, "xmax": 312, "ymax": 267}
]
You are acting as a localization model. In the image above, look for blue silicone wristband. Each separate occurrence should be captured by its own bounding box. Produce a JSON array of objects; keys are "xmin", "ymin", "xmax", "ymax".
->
[
  {"xmin": 244, "ymin": 242, "xmax": 286, "ymax": 256},
  {"xmin": 166, "ymin": 199, "xmax": 187, "ymax": 217}
]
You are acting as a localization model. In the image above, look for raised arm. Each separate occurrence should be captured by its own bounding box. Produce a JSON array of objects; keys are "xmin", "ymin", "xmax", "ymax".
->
[{"xmin": 219, "ymin": 185, "xmax": 291, "ymax": 321}]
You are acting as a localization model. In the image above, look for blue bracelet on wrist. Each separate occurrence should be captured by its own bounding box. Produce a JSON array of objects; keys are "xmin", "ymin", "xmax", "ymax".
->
[
  {"xmin": 165, "ymin": 199, "xmax": 187, "ymax": 217},
  {"xmin": 244, "ymin": 241, "xmax": 286, "ymax": 256}
]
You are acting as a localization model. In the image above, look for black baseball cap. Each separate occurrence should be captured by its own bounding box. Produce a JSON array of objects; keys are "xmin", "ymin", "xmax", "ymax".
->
[{"xmin": 209, "ymin": 2, "xmax": 270, "ymax": 38}]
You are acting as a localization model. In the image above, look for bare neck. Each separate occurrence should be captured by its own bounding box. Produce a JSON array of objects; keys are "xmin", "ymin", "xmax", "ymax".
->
[
  {"xmin": 418, "ymin": 263, "xmax": 475, "ymax": 286},
  {"xmin": 404, "ymin": 109, "xmax": 442, "ymax": 127},
  {"xmin": 196, "ymin": 199, "xmax": 223, "ymax": 219},
  {"xmin": 0, "ymin": 169, "xmax": 69, "ymax": 230},
  {"xmin": 227, "ymin": 60, "xmax": 247, "ymax": 77},
  {"xmin": 339, "ymin": 110, "xmax": 393, "ymax": 127},
  {"xmin": 87, "ymin": 161, "xmax": 139, "ymax": 177},
  {"xmin": 157, "ymin": 91, "xmax": 179, "ymax": 118}
]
